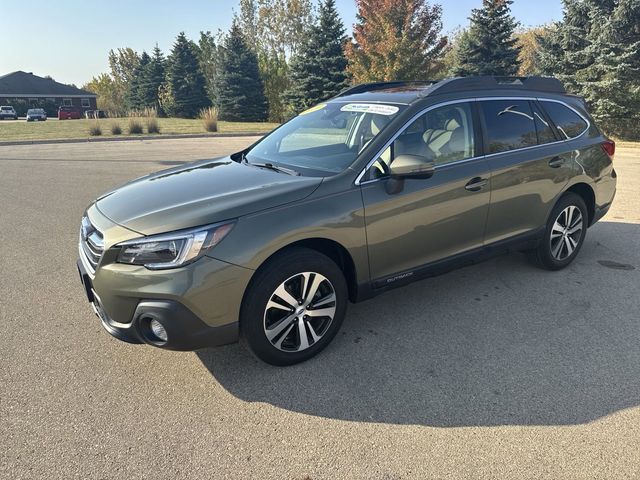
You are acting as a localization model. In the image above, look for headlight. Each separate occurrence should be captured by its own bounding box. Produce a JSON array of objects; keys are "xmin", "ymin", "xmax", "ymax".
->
[{"xmin": 116, "ymin": 222, "xmax": 234, "ymax": 269}]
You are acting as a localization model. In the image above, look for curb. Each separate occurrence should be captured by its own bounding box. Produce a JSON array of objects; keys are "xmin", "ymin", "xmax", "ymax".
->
[{"xmin": 0, "ymin": 132, "xmax": 266, "ymax": 147}]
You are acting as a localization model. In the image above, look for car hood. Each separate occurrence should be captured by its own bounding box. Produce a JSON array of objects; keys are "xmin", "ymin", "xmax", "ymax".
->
[{"xmin": 95, "ymin": 157, "xmax": 323, "ymax": 235}]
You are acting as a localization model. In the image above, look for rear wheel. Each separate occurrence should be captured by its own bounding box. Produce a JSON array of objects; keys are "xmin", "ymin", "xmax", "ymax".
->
[
  {"xmin": 528, "ymin": 192, "xmax": 588, "ymax": 270},
  {"xmin": 240, "ymin": 247, "xmax": 347, "ymax": 366}
]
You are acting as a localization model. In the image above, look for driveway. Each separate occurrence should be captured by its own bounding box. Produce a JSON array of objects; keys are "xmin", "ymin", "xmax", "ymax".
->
[{"xmin": 1, "ymin": 138, "xmax": 639, "ymax": 479}]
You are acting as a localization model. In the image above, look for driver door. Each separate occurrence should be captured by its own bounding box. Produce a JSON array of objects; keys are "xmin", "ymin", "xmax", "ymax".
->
[{"xmin": 360, "ymin": 101, "xmax": 492, "ymax": 281}]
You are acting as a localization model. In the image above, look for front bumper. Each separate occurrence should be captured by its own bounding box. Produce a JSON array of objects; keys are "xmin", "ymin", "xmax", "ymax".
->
[
  {"xmin": 76, "ymin": 203, "xmax": 255, "ymax": 350},
  {"xmin": 77, "ymin": 258, "xmax": 241, "ymax": 350}
]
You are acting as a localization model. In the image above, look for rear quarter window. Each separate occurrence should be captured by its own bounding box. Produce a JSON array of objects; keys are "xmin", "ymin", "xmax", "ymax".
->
[
  {"xmin": 532, "ymin": 102, "xmax": 557, "ymax": 144},
  {"xmin": 541, "ymin": 101, "xmax": 588, "ymax": 139}
]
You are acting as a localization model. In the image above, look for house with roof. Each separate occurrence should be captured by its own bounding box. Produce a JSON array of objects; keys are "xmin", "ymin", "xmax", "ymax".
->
[{"xmin": 0, "ymin": 71, "xmax": 97, "ymax": 117}]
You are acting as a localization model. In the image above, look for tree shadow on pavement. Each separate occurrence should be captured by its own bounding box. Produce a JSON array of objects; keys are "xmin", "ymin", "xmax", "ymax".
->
[{"xmin": 196, "ymin": 221, "xmax": 640, "ymax": 427}]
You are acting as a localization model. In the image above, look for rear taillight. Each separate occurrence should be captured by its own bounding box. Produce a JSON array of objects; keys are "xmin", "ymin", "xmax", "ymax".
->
[{"xmin": 601, "ymin": 139, "xmax": 615, "ymax": 158}]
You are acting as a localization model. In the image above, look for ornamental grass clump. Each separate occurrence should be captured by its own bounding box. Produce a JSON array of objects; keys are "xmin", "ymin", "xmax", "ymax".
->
[{"xmin": 199, "ymin": 107, "xmax": 218, "ymax": 132}]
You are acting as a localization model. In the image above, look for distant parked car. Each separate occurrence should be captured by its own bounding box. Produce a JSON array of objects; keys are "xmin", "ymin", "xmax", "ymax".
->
[
  {"xmin": 58, "ymin": 106, "xmax": 81, "ymax": 120},
  {"xmin": 26, "ymin": 108, "xmax": 47, "ymax": 122},
  {"xmin": 0, "ymin": 106, "xmax": 18, "ymax": 120}
]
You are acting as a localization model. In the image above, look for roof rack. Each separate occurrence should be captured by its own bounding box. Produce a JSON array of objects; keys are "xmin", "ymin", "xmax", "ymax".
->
[
  {"xmin": 334, "ymin": 81, "xmax": 437, "ymax": 97},
  {"xmin": 334, "ymin": 76, "xmax": 566, "ymax": 100},
  {"xmin": 424, "ymin": 76, "xmax": 566, "ymax": 96}
]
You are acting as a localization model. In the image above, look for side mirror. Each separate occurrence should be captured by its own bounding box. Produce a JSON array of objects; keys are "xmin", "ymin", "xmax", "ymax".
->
[{"xmin": 386, "ymin": 154, "xmax": 435, "ymax": 194}]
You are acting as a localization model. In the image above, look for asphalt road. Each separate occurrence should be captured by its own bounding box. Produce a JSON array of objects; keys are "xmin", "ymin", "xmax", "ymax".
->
[{"xmin": 1, "ymin": 138, "xmax": 639, "ymax": 479}]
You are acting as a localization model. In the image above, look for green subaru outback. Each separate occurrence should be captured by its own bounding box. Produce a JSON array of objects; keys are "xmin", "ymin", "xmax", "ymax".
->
[{"xmin": 77, "ymin": 76, "xmax": 617, "ymax": 365}]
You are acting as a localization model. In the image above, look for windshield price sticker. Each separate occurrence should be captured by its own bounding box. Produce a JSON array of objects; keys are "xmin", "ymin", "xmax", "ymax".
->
[{"xmin": 340, "ymin": 103, "xmax": 399, "ymax": 116}]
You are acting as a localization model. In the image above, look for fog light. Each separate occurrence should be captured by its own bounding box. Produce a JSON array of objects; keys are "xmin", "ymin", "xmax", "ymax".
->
[{"xmin": 150, "ymin": 319, "xmax": 168, "ymax": 342}]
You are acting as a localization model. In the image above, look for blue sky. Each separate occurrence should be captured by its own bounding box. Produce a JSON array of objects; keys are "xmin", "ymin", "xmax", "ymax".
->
[{"xmin": 0, "ymin": 0, "xmax": 564, "ymax": 86}]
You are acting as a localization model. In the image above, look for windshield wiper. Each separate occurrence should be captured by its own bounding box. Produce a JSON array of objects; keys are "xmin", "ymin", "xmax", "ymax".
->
[{"xmin": 247, "ymin": 161, "xmax": 300, "ymax": 176}]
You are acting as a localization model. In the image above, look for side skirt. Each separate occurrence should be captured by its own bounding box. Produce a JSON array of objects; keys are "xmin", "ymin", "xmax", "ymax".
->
[{"xmin": 355, "ymin": 228, "xmax": 544, "ymax": 301}]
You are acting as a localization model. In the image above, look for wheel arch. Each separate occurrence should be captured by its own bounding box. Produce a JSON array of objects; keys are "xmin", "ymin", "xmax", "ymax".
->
[
  {"xmin": 564, "ymin": 182, "xmax": 596, "ymax": 225},
  {"xmin": 248, "ymin": 237, "xmax": 359, "ymax": 303}
]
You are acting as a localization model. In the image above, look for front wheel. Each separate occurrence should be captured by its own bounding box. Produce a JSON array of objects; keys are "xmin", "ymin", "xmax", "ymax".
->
[
  {"xmin": 240, "ymin": 247, "xmax": 348, "ymax": 366},
  {"xmin": 528, "ymin": 192, "xmax": 588, "ymax": 270}
]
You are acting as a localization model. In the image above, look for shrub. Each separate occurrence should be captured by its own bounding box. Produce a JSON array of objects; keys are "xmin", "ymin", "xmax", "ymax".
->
[
  {"xmin": 89, "ymin": 121, "xmax": 102, "ymax": 136},
  {"xmin": 146, "ymin": 117, "xmax": 160, "ymax": 134},
  {"xmin": 128, "ymin": 118, "xmax": 143, "ymax": 134},
  {"xmin": 110, "ymin": 123, "xmax": 122, "ymax": 135},
  {"xmin": 199, "ymin": 107, "xmax": 219, "ymax": 132}
]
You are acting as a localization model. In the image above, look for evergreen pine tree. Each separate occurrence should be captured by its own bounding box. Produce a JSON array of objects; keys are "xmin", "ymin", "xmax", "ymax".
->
[
  {"xmin": 166, "ymin": 32, "xmax": 210, "ymax": 118},
  {"xmin": 285, "ymin": 0, "xmax": 349, "ymax": 114},
  {"xmin": 537, "ymin": 0, "xmax": 640, "ymax": 136},
  {"xmin": 142, "ymin": 44, "xmax": 166, "ymax": 114},
  {"xmin": 452, "ymin": 0, "xmax": 521, "ymax": 76},
  {"xmin": 214, "ymin": 22, "xmax": 268, "ymax": 121},
  {"xmin": 126, "ymin": 51, "xmax": 150, "ymax": 110}
]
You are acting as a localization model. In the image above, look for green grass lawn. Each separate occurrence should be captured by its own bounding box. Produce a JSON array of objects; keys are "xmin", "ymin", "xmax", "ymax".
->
[{"xmin": 0, "ymin": 117, "xmax": 279, "ymax": 142}]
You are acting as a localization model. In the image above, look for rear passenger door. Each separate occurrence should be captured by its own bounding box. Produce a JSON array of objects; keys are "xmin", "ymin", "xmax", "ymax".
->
[{"xmin": 480, "ymin": 99, "xmax": 574, "ymax": 244}]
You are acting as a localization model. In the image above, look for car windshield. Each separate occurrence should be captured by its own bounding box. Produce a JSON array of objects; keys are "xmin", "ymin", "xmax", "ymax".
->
[{"xmin": 245, "ymin": 102, "xmax": 405, "ymax": 175}]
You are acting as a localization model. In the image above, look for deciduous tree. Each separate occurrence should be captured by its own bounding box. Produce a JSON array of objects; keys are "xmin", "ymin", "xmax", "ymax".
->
[
  {"xmin": 345, "ymin": 0, "xmax": 447, "ymax": 82},
  {"xmin": 83, "ymin": 74, "xmax": 123, "ymax": 116},
  {"xmin": 515, "ymin": 26, "xmax": 551, "ymax": 76},
  {"xmin": 106, "ymin": 47, "xmax": 140, "ymax": 113},
  {"xmin": 247, "ymin": 0, "xmax": 314, "ymax": 121},
  {"xmin": 195, "ymin": 31, "xmax": 221, "ymax": 103}
]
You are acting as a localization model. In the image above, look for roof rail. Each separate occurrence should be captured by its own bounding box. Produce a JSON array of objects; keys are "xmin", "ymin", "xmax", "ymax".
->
[
  {"xmin": 425, "ymin": 76, "xmax": 566, "ymax": 96},
  {"xmin": 334, "ymin": 80, "xmax": 437, "ymax": 97}
]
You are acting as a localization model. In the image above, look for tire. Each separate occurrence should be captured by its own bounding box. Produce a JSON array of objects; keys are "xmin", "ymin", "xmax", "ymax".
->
[
  {"xmin": 240, "ymin": 247, "xmax": 348, "ymax": 366},
  {"xmin": 528, "ymin": 192, "xmax": 588, "ymax": 270}
]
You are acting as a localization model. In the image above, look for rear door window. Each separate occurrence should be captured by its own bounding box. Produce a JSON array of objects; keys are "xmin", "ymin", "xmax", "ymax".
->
[
  {"xmin": 480, "ymin": 100, "xmax": 538, "ymax": 154},
  {"xmin": 540, "ymin": 101, "xmax": 588, "ymax": 139}
]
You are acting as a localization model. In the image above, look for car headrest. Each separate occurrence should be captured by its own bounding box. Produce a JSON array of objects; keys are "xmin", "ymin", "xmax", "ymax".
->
[
  {"xmin": 447, "ymin": 126, "xmax": 467, "ymax": 155},
  {"xmin": 371, "ymin": 115, "xmax": 390, "ymax": 135},
  {"xmin": 445, "ymin": 118, "xmax": 460, "ymax": 131}
]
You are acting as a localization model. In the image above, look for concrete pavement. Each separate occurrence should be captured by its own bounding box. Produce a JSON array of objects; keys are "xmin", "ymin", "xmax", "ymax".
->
[{"xmin": 1, "ymin": 138, "xmax": 639, "ymax": 479}]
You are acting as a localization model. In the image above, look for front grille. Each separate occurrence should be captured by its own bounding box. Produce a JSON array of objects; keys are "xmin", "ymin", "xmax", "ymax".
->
[{"xmin": 79, "ymin": 216, "xmax": 104, "ymax": 274}]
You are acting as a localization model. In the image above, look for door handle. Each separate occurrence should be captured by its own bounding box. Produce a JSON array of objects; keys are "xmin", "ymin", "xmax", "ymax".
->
[
  {"xmin": 548, "ymin": 156, "xmax": 564, "ymax": 168},
  {"xmin": 465, "ymin": 177, "xmax": 488, "ymax": 192}
]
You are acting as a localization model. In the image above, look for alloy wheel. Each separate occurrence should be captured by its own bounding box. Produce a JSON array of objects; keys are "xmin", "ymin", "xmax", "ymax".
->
[
  {"xmin": 263, "ymin": 272, "xmax": 337, "ymax": 352},
  {"xmin": 550, "ymin": 205, "xmax": 583, "ymax": 261}
]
